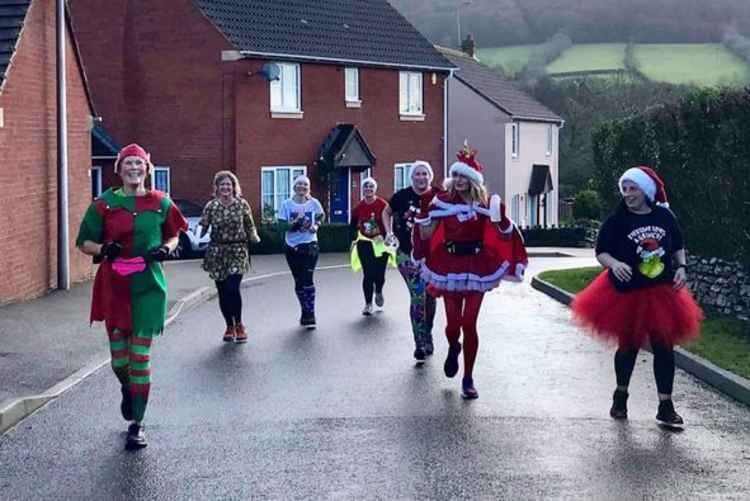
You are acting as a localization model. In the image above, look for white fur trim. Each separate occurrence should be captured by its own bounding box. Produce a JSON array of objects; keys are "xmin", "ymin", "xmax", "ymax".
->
[
  {"xmin": 362, "ymin": 176, "xmax": 378, "ymax": 191},
  {"xmin": 619, "ymin": 168, "xmax": 656, "ymax": 201},
  {"xmin": 420, "ymin": 259, "xmax": 523, "ymax": 292},
  {"xmin": 449, "ymin": 161, "xmax": 484, "ymax": 184},
  {"xmin": 409, "ymin": 161, "xmax": 434, "ymax": 183}
]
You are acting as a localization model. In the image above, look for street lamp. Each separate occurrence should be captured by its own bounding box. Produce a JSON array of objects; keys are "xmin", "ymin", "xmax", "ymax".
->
[{"xmin": 456, "ymin": 0, "xmax": 472, "ymax": 47}]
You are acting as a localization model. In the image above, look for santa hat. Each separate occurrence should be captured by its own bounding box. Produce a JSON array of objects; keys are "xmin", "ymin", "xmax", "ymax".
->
[
  {"xmin": 618, "ymin": 166, "xmax": 669, "ymax": 207},
  {"xmin": 115, "ymin": 143, "xmax": 150, "ymax": 173},
  {"xmin": 449, "ymin": 141, "xmax": 484, "ymax": 185},
  {"xmin": 409, "ymin": 160, "xmax": 434, "ymax": 183},
  {"xmin": 362, "ymin": 176, "xmax": 378, "ymax": 191}
]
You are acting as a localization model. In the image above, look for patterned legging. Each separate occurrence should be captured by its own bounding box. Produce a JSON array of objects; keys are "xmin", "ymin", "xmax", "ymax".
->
[
  {"xmin": 107, "ymin": 325, "xmax": 153, "ymax": 423},
  {"xmin": 397, "ymin": 252, "xmax": 436, "ymax": 350}
]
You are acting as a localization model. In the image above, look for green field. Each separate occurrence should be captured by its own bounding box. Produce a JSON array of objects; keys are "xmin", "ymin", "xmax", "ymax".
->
[
  {"xmin": 476, "ymin": 45, "xmax": 540, "ymax": 76},
  {"xmin": 634, "ymin": 44, "xmax": 750, "ymax": 86},
  {"xmin": 477, "ymin": 43, "xmax": 750, "ymax": 86},
  {"xmin": 547, "ymin": 44, "xmax": 626, "ymax": 74}
]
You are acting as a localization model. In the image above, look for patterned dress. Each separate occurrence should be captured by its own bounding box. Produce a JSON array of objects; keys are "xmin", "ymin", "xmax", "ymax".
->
[{"xmin": 201, "ymin": 197, "xmax": 258, "ymax": 281}]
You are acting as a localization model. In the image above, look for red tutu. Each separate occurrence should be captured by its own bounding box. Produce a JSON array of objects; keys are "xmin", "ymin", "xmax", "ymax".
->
[{"xmin": 572, "ymin": 271, "xmax": 703, "ymax": 350}]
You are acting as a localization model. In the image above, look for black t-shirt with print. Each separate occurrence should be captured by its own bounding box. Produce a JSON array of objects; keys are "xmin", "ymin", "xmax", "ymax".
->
[
  {"xmin": 389, "ymin": 187, "xmax": 422, "ymax": 254},
  {"xmin": 595, "ymin": 205, "xmax": 684, "ymax": 292}
]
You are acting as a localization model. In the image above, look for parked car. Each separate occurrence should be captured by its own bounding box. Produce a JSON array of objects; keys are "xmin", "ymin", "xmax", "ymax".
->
[{"xmin": 173, "ymin": 199, "xmax": 210, "ymax": 258}]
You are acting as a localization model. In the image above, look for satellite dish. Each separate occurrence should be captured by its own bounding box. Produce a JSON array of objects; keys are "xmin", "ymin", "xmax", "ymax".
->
[{"xmin": 258, "ymin": 63, "xmax": 281, "ymax": 81}]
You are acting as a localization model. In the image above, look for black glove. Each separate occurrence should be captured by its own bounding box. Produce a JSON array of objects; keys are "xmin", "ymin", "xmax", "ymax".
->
[
  {"xmin": 96, "ymin": 241, "xmax": 122, "ymax": 263},
  {"xmin": 146, "ymin": 245, "xmax": 171, "ymax": 262}
]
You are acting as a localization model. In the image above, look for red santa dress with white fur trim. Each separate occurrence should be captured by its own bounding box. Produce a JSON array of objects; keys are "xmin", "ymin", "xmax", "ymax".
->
[{"xmin": 418, "ymin": 192, "xmax": 527, "ymax": 293}]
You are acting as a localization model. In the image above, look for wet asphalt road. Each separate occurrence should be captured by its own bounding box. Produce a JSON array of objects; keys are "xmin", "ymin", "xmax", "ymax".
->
[{"xmin": 1, "ymin": 258, "xmax": 750, "ymax": 500}]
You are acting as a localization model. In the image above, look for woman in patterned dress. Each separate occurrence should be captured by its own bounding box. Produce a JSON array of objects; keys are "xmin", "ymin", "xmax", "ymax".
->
[
  {"xmin": 77, "ymin": 143, "xmax": 188, "ymax": 449},
  {"xmin": 200, "ymin": 171, "xmax": 261, "ymax": 343}
]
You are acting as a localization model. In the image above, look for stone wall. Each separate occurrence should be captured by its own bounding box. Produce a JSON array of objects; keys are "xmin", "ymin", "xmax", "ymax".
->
[{"xmin": 688, "ymin": 255, "xmax": 750, "ymax": 322}]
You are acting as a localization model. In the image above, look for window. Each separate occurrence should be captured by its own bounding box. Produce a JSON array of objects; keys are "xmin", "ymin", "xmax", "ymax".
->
[
  {"xmin": 270, "ymin": 63, "xmax": 301, "ymax": 113},
  {"xmin": 261, "ymin": 166, "xmax": 306, "ymax": 220},
  {"xmin": 546, "ymin": 125, "xmax": 554, "ymax": 157},
  {"xmin": 399, "ymin": 72, "xmax": 423, "ymax": 116},
  {"xmin": 153, "ymin": 166, "xmax": 170, "ymax": 194},
  {"xmin": 359, "ymin": 169, "xmax": 371, "ymax": 199},
  {"xmin": 91, "ymin": 166, "xmax": 102, "ymax": 198},
  {"xmin": 511, "ymin": 194, "xmax": 520, "ymax": 223},
  {"xmin": 394, "ymin": 163, "xmax": 412, "ymax": 192},
  {"xmin": 345, "ymin": 67, "xmax": 360, "ymax": 103},
  {"xmin": 511, "ymin": 123, "xmax": 520, "ymax": 158}
]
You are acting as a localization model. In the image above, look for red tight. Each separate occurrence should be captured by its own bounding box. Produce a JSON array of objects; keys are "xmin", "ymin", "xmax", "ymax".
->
[{"xmin": 443, "ymin": 291, "xmax": 484, "ymax": 379}]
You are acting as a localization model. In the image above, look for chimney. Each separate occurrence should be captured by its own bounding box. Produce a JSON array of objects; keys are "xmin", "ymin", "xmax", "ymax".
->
[{"xmin": 461, "ymin": 34, "xmax": 476, "ymax": 58}]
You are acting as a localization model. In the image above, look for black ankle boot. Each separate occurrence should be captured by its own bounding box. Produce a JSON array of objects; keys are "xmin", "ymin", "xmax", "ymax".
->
[{"xmin": 610, "ymin": 389, "xmax": 628, "ymax": 419}]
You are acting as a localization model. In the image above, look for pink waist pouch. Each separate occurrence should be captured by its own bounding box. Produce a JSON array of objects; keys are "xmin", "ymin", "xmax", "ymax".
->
[{"xmin": 112, "ymin": 257, "xmax": 147, "ymax": 277}]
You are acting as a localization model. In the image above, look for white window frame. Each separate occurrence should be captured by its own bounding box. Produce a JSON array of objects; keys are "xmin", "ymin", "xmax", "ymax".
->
[
  {"xmin": 345, "ymin": 67, "xmax": 361, "ymax": 107},
  {"xmin": 359, "ymin": 169, "xmax": 372, "ymax": 199},
  {"xmin": 511, "ymin": 123, "xmax": 520, "ymax": 159},
  {"xmin": 511, "ymin": 194, "xmax": 520, "ymax": 223},
  {"xmin": 153, "ymin": 166, "xmax": 171, "ymax": 194},
  {"xmin": 394, "ymin": 163, "xmax": 412, "ymax": 192},
  {"xmin": 546, "ymin": 124, "xmax": 554, "ymax": 157},
  {"xmin": 270, "ymin": 62, "xmax": 302, "ymax": 115},
  {"xmin": 261, "ymin": 165, "xmax": 307, "ymax": 221},
  {"xmin": 91, "ymin": 166, "xmax": 103, "ymax": 198},
  {"xmin": 399, "ymin": 71, "xmax": 423, "ymax": 119}
]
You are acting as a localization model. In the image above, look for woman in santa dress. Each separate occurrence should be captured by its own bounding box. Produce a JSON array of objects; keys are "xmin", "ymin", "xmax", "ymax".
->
[
  {"xmin": 572, "ymin": 166, "xmax": 702, "ymax": 428},
  {"xmin": 417, "ymin": 145, "xmax": 527, "ymax": 399}
]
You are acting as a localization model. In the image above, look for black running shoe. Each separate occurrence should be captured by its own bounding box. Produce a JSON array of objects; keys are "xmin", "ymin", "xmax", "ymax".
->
[
  {"xmin": 120, "ymin": 385, "xmax": 133, "ymax": 422},
  {"xmin": 443, "ymin": 342, "xmax": 461, "ymax": 378},
  {"xmin": 301, "ymin": 313, "xmax": 317, "ymax": 330},
  {"xmin": 126, "ymin": 423, "xmax": 147, "ymax": 450},
  {"xmin": 609, "ymin": 389, "xmax": 628, "ymax": 420},
  {"xmin": 413, "ymin": 347, "xmax": 426, "ymax": 364},
  {"xmin": 656, "ymin": 400, "xmax": 684, "ymax": 428},
  {"xmin": 461, "ymin": 377, "xmax": 479, "ymax": 399}
]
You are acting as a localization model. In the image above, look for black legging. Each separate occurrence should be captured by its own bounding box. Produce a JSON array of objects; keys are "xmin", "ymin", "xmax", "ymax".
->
[
  {"xmin": 285, "ymin": 243, "xmax": 319, "ymax": 291},
  {"xmin": 615, "ymin": 340, "xmax": 675, "ymax": 395},
  {"xmin": 357, "ymin": 240, "xmax": 388, "ymax": 304},
  {"xmin": 215, "ymin": 274, "xmax": 243, "ymax": 327}
]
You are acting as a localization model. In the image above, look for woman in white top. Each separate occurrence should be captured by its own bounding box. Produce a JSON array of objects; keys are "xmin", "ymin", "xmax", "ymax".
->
[{"xmin": 277, "ymin": 175, "xmax": 325, "ymax": 328}]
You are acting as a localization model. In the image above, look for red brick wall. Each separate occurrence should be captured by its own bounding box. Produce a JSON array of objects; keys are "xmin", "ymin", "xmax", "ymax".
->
[
  {"xmin": 0, "ymin": 0, "xmax": 94, "ymax": 303},
  {"xmin": 70, "ymin": 0, "xmax": 446, "ymax": 217},
  {"xmin": 231, "ymin": 60, "xmax": 446, "ymax": 217},
  {"xmin": 70, "ymin": 0, "xmax": 234, "ymax": 200}
]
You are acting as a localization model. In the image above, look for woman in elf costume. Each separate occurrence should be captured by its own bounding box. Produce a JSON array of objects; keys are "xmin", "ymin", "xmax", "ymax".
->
[
  {"xmin": 417, "ymin": 145, "xmax": 527, "ymax": 399},
  {"xmin": 200, "ymin": 171, "xmax": 260, "ymax": 343},
  {"xmin": 572, "ymin": 166, "xmax": 702, "ymax": 428},
  {"xmin": 77, "ymin": 144, "xmax": 187, "ymax": 449},
  {"xmin": 350, "ymin": 177, "xmax": 396, "ymax": 316}
]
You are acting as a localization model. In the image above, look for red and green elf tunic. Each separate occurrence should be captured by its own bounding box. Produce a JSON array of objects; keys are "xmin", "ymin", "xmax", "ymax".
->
[{"xmin": 76, "ymin": 188, "xmax": 188, "ymax": 337}]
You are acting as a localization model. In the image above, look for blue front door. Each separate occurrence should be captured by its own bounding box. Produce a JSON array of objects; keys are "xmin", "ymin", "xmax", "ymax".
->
[{"xmin": 330, "ymin": 170, "xmax": 349, "ymax": 223}]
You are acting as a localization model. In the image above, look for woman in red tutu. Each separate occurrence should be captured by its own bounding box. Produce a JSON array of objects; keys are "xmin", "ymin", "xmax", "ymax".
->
[
  {"xmin": 417, "ymin": 145, "xmax": 527, "ymax": 399},
  {"xmin": 572, "ymin": 166, "xmax": 703, "ymax": 428}
]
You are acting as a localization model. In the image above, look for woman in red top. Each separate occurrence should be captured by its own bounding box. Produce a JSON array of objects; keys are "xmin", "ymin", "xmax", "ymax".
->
[
  {"xmin": 350, "ymin": 177, "xmax": 393, "ymax": 315},
  {"xmin": 418, "ymin": 145, "xmax": 527, "ymax": 399}
]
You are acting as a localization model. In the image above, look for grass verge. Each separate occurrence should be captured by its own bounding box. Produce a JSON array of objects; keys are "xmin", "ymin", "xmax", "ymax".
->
[{"xmin": 538, "ymin": 266, "xmax": 750, "ymax": 380}]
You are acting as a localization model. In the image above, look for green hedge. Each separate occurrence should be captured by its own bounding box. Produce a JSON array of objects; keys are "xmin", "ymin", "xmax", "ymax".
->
[
  {"xmin": 252, "ymin": 224, "xmax": 351, "ymax": 254},
  {"xmin": 521, "ymin": 226, "xmax": 590, "ymax": 247},
  {"xmin": 592, "ymin": 87, "xmax": 750, "ymax": 265}
]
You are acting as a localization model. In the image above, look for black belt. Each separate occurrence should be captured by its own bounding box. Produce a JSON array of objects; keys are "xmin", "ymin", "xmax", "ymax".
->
[{"xmin": 446, "ymin": 241, "xmax": 482, "ymax": 256}]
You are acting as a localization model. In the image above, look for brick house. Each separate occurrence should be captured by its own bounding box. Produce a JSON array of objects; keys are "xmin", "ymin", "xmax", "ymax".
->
[
  {"xmin": 0, "ymin": 0, "xmax": 96, "ymax": 303},
  {"xmin": 69, "ymin": 0, "xmax": 455, "ymax": 223},
  {"xmin": 439, "ymin": 45, "xmax": 564, "ymax": 227}
]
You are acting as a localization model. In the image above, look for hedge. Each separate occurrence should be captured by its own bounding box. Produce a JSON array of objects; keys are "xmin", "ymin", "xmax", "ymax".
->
[
  {"xmin": 592, "ymin": 87, "xmax": 750, "ymax": 265},
  {"xmin": 252, "ymin": 224, "xmax": 351, "ymax": 254}
]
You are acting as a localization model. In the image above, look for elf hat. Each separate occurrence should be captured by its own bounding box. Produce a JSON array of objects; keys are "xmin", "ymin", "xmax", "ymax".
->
[
  {"xmin": 449, "ymin": 141, "xmax": 484, "ymax": 185},
  {"xmin": 115, "ymin": 143, "xmax": 150, "ymax": 173},
  {"xmin": 619, "ymin": 166, "xmax": 669, "ymax": 207}
]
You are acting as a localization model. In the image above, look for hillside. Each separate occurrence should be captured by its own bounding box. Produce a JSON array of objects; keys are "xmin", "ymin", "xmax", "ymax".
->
[{"xmin": 389, "ymin": 0, "xmax": 750, "ymax": 48}]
